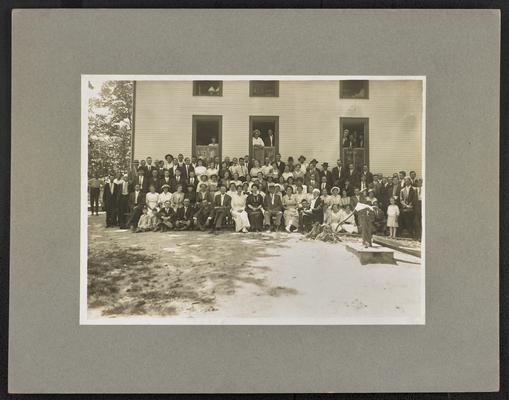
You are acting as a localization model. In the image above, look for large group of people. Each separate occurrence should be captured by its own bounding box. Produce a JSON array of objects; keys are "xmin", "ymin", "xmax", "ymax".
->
[{"xmin": 88, "ymin": 152, "xmax": 423, "ymax": 245}]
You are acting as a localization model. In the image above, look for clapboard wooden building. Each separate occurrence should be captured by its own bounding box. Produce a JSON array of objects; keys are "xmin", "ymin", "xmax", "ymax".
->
[{"xmin": 132, "ymin": 79, "xmax": 423, "ymax": 176}]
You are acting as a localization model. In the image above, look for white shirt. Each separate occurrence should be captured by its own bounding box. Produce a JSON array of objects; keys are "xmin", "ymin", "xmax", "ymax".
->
[
  {"xmin": 253, "ymin": 137, "xmax": 264, "ymax": 146},
  {"xmin": 134, "ymin": 190, "xmax": 140, "ymax": 204}
]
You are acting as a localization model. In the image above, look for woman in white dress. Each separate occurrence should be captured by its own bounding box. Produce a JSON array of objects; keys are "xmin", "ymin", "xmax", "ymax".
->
[
  {"xmin": 145, "ymin": 185, "xmax": 160, "ymax": 227},
  {"xmin": 230, "ymin": 185, "xmax": 250, "ymax": 233},
  {"xmin": 282, "ymin": 165, "xmax": 293, "ymax": 182},
  {"xmin": 158, "ymin": 184, "xmax": 172, "ymax": 206},
  {"xmin": 282, "ymin": 186, "xmax": 299, "ymax": 232},
  {"xmin": 206, "ymin": 161, "xmax": 219, "ymax": 178},
  {"xmin": 324, "ymin": 186, "xmax": 342, "ymax": 221},
  {"xmin": 249, "ymin": 160, "xmax": 262, "ymax": 177}
]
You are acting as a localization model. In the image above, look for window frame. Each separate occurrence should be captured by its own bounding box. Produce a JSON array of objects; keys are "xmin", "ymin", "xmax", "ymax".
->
[
  {"xmin": 249, "ymin": 80, "xmax": 279, "ymax": 97},
  {"xmin": 339, "ymin": 80, "xmax": 370, "ymax": 100},
  {"xmin": 192, "ymin": 81, "xmax": 223, "ymax": 97}
]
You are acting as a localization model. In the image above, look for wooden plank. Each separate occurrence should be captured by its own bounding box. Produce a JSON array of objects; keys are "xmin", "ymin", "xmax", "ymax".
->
[
  {"xmin": 345, "ymin": 242, "xmax": 395, "ymax": 265},
  {"xmin": 372, "ymin": 235, "xmax": 421, "ymax": 258}
]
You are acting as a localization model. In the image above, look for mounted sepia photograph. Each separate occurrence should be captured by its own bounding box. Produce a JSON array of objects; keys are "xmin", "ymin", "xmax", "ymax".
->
[{"xmin": 81, "ymin": 76, "xmax": 425, "ymax": 325}]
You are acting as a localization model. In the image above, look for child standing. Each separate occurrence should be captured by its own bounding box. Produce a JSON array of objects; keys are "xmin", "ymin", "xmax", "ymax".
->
[{"xmin": 386, "ymin": 197, "xmax": 400, "ymax": 238}]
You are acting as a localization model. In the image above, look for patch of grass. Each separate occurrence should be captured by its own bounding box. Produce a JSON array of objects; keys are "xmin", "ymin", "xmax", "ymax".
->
[{"xmin": 267, "ymin": 286, "xmax": 299, "ymax": 297}]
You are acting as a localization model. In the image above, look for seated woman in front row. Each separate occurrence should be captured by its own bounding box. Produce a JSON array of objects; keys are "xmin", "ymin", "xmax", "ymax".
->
[
  {"xmin": 136, "ymin": 206, "xmax": 153, "ymax": 233},
  {"xmin": 230, "ymin": 184, "xmax": 250, "ymax": 233}
]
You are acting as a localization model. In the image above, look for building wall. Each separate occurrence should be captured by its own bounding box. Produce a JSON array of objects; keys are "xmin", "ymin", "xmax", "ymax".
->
[{"xmin": 134, "ymin": 80, "xmax": 423, "ymax": 177}]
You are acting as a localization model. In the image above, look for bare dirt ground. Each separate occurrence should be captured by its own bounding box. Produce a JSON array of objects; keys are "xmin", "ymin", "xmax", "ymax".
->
[{"xmin": 86, "ymin": 215, "xmax": 423, "ymax": 324}]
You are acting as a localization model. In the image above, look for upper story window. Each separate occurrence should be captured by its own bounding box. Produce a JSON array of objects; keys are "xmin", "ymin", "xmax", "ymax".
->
[
  {"xmin": 250, "ymin": 80, "xmax": 279, "ymax": 97},
  {"xmin": 193, "ymin": 81, "xmax": 223, "ymax": 96},
  {"xmin": 340, "ymin": 80, "xmax": 369, "ymax": 99}
]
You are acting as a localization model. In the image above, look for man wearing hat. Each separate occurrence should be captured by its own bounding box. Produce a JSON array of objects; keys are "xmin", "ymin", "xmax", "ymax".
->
[
  {"xmin": 320, "ymin": 162, "xmax": 333, "ymax": 186},
  {"xmin": 175, "ymin": 199, "xmax": 195, "ymax": 231}
]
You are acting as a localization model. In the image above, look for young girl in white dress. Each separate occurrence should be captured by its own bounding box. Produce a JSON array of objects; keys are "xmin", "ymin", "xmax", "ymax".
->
[{"xmin": 386, "ymin": 197, "xmax": 400, "ymax": 238}]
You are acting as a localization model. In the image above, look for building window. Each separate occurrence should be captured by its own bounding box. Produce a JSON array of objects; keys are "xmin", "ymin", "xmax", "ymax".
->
[
  {"xmin": 250, "ymin": 81, "xmax": 279, "ymax": 97},
  {"xmin": 193, "ymin": 81, "xmax": 222, "ymax": 96},
  {"xmin": 340, "ymin": 80, "xmax": 369, "ymax": 99}
]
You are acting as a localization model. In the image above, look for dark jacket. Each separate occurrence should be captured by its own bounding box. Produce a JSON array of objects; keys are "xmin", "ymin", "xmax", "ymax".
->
[
  {"xmin": 263, "ymin": 192, "xmax": 283, "ymax": 211},
  {"xmin": 176, "ymin": 205, "xmax": 195, "ymax": 221},
  {"xmin": 128, "ymin": 190, "xmax": 146, "ymax": 209},
  {"xmin": 102, "ymin": 182, "xmax": 120, "ymax": 207},
  {"xmin": 213, "ymin": 193, "xmax": 232, "ymax": 209}
]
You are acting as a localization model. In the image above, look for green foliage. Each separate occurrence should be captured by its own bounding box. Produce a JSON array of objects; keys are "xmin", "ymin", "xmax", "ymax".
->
[{"xmin": 88, "ymin": 81, "xmax": 134, "ymax": 177}]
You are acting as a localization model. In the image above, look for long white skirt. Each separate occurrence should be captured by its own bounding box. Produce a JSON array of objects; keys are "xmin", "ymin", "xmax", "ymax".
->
[
  {"xmin": 331, "ymin": 222, "xmax": 358, "ymax": 234},
  {"xmin": 231, "ymin": 209, "xmax": 251, "ymax": 232}
]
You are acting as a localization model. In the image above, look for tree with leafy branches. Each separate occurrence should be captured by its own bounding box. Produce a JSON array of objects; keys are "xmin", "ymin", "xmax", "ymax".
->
[{"xmin": 88, "ymin": 80, "xmax": 134, "ymax": 178}]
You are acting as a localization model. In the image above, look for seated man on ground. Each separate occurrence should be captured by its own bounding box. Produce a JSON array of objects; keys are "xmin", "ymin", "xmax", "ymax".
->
[
  {"xmin": 175, "ymin": 198, "xmax": 194, "ymax": 231},
  {"xmin": 156, "ymin": 200, "xmax": 176, "ymax": 232}
]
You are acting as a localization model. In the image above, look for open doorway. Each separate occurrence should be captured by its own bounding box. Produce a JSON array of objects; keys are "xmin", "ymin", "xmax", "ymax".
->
[
  {"xmin": 249, "ymin": 116, "xmax": 279, "ymax": 165},
  {"xmin": 192, "ymin": 115, "xmax": 222, "ymax": 163},
  {"xmin": 340, "ymin": 117, "xmax": 369, "ymax": 170}
]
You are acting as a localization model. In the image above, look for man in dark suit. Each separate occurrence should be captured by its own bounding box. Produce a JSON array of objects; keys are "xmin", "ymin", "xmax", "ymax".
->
[
  {"xmin": 132, "ymin": 168, "xmax": 149, "ymax": 192},
  {"xmin": 126, "ymin": 183, "xmax": 146, "ymax": 231},
  {"xmin": 399, "ymin": 177, "xmax": 418, "ymax": 237},
  {"xmin": 346, "ymin": 163, "xmax": 360, "ymax": 188},
  {"xmin": 175, "ymin": 199, "xmax": 195, "ymax": 230},
  {"xmin": 155, "ymin": 201, "xmax": 176, "ymax": 232},
  {"xmin": 265, "ymin": 129, "xmax": 276, "ymax": 147},
  {"xmin": 209, "ymin": 185, "xmax": 231, "ymax": 233},
  {"xmin": 263, "ymin": 184, "xmax": 283, "ymax": 231},
  {"xmin": 319, "ymin": 162, "xmax": 333, "ymax": 186},
  {"xmin": 144, "ymin": 156, "xmax": 156, "ymax": 178},
  {"xmin": 343, "ymin": 179, "xmax": 354, "ymax": 196},
  {"xmin": 318, "ymin": 175, "xmax": 331, "ymax": 194},
  {"xmin": 102, "ymin": 174, "xmax": 120, "ymax": 227},
  {"xmin": 300, "ymin": 189, "xmax": 324, "ymax": 231},
  {"xmin": 159, "ymin": 170, "xmax": 172, "ymax": 190},
  {"xmin": 193, "ymin": 186, "xmax": 215, "ymax": 231},
  {"xmin": 187, "ymin": 171, "xmax": 199, "ymax": 189},
  {"xmin": 196, "ymin": 184, "xmax": 214, "ymax": 205},
  {"xmin": 274, "ymin": 153, "xmax": 286, "ymax": 175},
  {"xmin": 117, "ymin": 173, "xmax": 131, "ymax": 228},
  {"xmin": 331, "ymin": 160, "xmax": 346, "ymax": 188},
  {"xmin": 360, "ymin": 164, "xmax": 374, "ymax": 185},
  {"xmin": 180, "ymin": 157, "xmax": 195, "ymax": 181},
  {"xmin": 170, "ymin": 169, "xmax": 186, "ymax": 192},
  {"xmin": 148, "ymin": 169, "xmax": 161, "ymax": 193}
]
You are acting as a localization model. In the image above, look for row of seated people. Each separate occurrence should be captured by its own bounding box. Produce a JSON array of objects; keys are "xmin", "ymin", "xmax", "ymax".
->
[{"xmin": 90, "ymin": 155, "xmax": 422, "ymax": 238}]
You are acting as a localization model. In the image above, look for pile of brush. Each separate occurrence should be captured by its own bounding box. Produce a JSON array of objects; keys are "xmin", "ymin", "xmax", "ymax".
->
[
  {"xmin": 305, "ymin": 223, "xmax": 344, "ymax": 243},
  {"xmin": 305, "ymin": 223, "xmax": 362, "ymax": 244}
]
